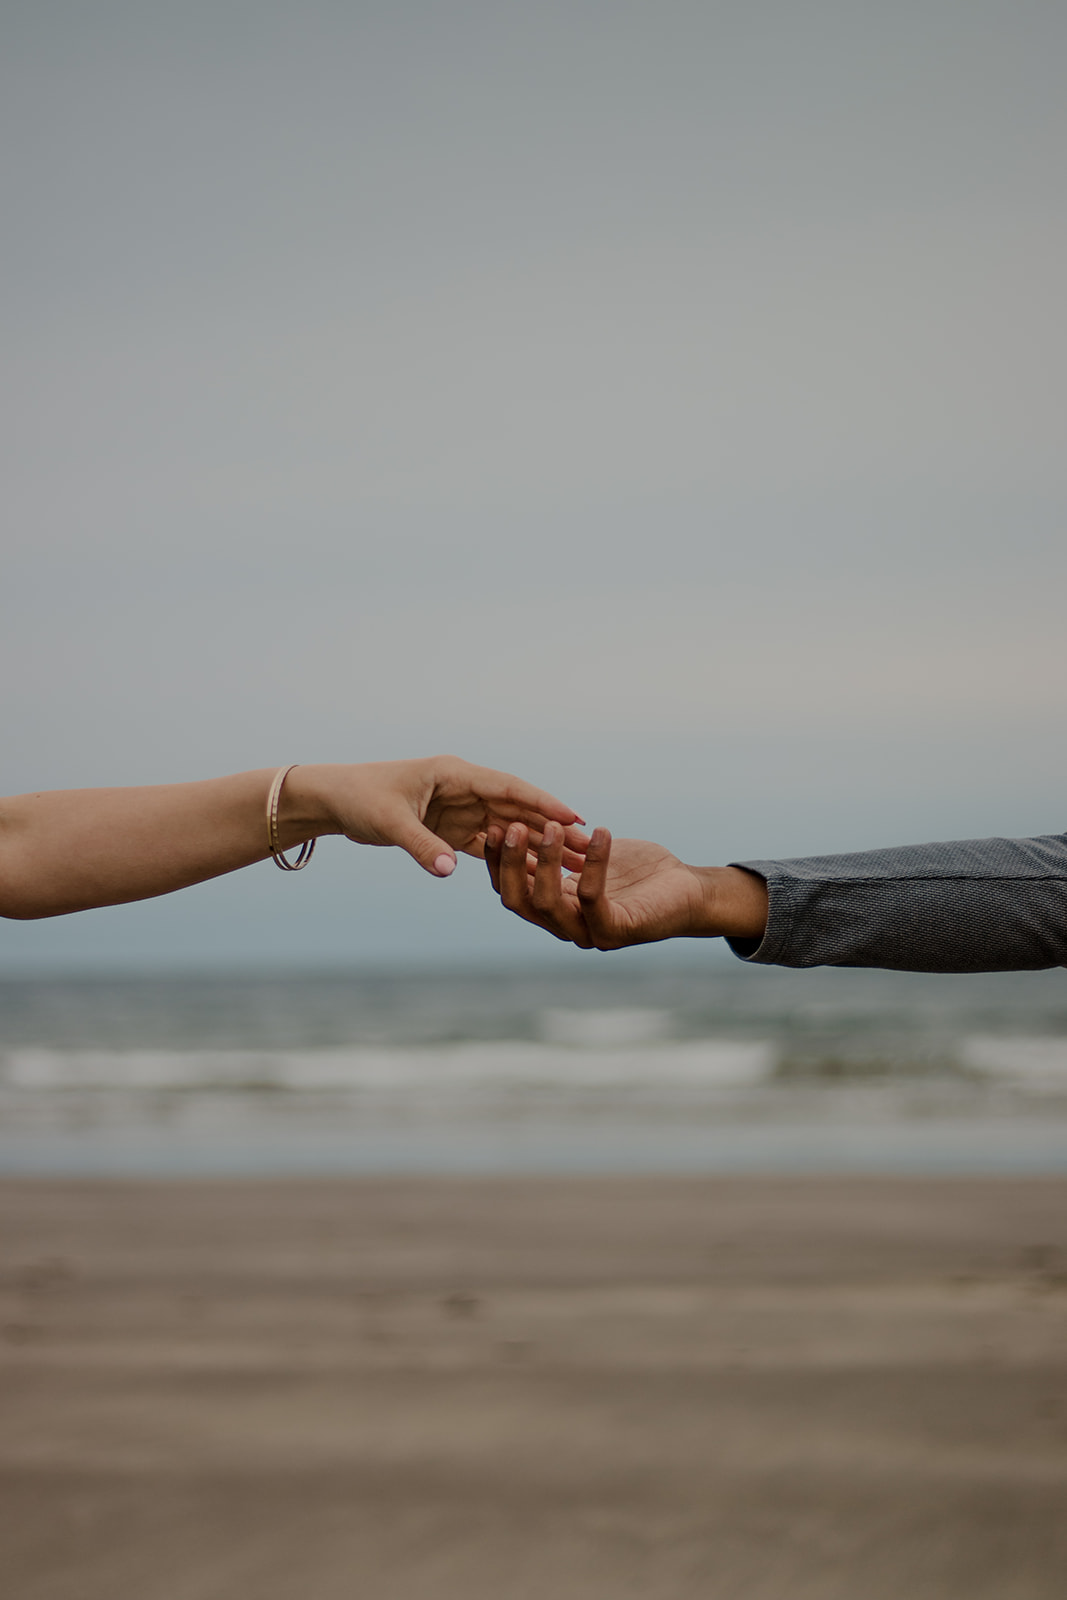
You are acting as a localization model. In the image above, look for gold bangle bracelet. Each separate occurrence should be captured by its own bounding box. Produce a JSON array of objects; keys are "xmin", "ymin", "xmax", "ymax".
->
[{"xmin": 266, "ymin": 764, "xmax": 317, "ymax": 872}]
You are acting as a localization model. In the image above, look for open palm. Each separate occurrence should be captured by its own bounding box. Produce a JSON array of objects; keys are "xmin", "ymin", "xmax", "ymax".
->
[
  {"xmin": 487, "ymin": 825, "xmax": 710, "ymax": 950},
  {"xmin": 561, "ymin": 836, "xmax": 709, "ymax": 948}
]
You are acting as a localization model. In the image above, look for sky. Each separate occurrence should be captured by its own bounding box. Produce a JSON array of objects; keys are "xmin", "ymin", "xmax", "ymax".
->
[{"xmin": 2, "ymin": 0, "xmax": 1066, "ymax": 970}]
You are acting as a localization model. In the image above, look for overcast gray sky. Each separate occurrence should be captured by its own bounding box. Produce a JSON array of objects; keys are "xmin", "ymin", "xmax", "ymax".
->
[{"xmin": 2, "ymin": 1, "xmax": 1065, "ymax": 969}]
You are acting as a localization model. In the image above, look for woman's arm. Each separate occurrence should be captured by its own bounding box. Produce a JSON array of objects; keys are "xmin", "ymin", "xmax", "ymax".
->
[{"xmin": 0, "ymin": 758, "xmax": 587, "ymax": 921}]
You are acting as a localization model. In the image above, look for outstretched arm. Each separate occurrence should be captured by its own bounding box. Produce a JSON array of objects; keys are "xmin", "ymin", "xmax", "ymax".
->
[
  {"xmin": 0, "ymin": 758, "xmax": 588, "ymax": 920},
  {"xmin": 486, "ymin": 823, "xmax": 1067, "ymax": 973}
]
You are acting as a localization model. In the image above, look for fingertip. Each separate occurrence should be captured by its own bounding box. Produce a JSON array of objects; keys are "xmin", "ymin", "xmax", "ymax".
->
[
  {"xmin": 433, "ymin": 853, "xmax": 456, "ymax": 878},
  {"xmin": 544, "ymin": 799, "xmax": 585, "ymax": 828}
]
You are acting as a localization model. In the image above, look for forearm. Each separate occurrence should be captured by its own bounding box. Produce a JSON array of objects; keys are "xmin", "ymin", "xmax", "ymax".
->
[
  {"xmin": 720, "ymin": 834, "xmax": 1067, "ymax": 973},
  {"xmin": 0, "ymin": 767, "xmax": 342, "ymax": 920}
]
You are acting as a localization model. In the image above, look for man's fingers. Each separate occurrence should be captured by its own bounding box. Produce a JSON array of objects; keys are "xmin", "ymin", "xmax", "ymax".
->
[
  {"xmin": 575, "ymin": 827, "xmax": 619, "ymax": 944},
  {"xmin": 497, "ymin": 821, "xmax": 591, "ymax": 945},
  {"xmin": 520, "ymin": 818, "xmax": 592, "ymax": 853},
  {"xmin": 530, "ymin": 822, "xmax": 565, "ymax": 914},
  {"xmin": 498, "ymin": 822, "xmax": 534, "ymax": 912},
  {"xmin": 529, "ymin": 823, "xmax": 590, "ymax": 944},
  {"xmin": 575, "ymin": 827, "xmax": 612, "ymax": 901},
  {"xmin": 486, "ymin": 816, "xmax": 590, "ymax": 849},
  {"xmin": 509, "ymin": 822, "xmax": 589, "ymax": 873},
  {"xmin": 485, "ymin": 823, "xmax": 542, "ymax": 902},
  {"xmin": 483, "ymin": 805, "xmax": 596, "ymax": 950},
  {"xmin": 484, "ymin": 824, "xmax": 504, "ymax": 894}
]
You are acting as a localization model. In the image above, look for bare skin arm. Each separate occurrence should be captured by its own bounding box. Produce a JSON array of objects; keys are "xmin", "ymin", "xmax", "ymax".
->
[
  {"xmin": 485, "ymin": 822, "xmax": 767, "ymax": 950},
  {"xmin": 0, "ymin": 758, "xmax": 588, "ymax": 921}
]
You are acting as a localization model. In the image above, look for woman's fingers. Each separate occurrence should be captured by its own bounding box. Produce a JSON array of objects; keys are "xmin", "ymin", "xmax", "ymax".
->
[
  {"xmin": 429, "ymin": 758, "xmax": 589, "ymax": 864},
  {"xmin": 446, "ymin": 759, "xmax": 585, "ymax": 828}
]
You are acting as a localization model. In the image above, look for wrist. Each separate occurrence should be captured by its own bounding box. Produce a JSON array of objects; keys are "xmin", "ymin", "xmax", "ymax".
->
[
  {"xmin": 271, "ymin": 764, "xmax": 348, "ymax": 846},
  {"xmin": 690, "ymin": 865, "xmax": 769, "ymax": 939}
]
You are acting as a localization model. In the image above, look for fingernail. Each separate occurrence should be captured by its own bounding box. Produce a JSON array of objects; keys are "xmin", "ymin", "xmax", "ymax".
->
[
  {"xmin": 434, "ymin": 854, "xmax": 455, "ymax": 877},
  {"xmin": 506, "ymin": 825, "xmax": 522, "ymax": 849}
]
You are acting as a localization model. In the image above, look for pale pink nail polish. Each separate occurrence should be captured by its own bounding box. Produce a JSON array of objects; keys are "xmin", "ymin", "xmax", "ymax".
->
[{"xmin": 434, "ymin": 854, "xmax": 456, "ymax": 877}]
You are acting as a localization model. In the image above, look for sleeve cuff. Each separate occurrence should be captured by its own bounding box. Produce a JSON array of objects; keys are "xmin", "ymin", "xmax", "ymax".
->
[{"xmin": 724, "ymin": 863, "xmax": 796, "ymax": 965}]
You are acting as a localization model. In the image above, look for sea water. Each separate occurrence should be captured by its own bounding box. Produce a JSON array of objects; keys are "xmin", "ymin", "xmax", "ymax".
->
[{"xmin": 1, "ymin": 963, "xmax": 1066, "ymax": 1175}]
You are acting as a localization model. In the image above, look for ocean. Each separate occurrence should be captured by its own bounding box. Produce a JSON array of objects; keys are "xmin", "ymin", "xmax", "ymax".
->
[{"xmin": 2, "ymin": 962, "xmax": 1066, "ymax": 1176}]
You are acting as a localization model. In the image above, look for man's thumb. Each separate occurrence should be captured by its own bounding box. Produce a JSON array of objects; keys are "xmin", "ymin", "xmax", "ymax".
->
[{"xmin": 396, "ymin": 817, "xmax": 456, "ymax": 878}]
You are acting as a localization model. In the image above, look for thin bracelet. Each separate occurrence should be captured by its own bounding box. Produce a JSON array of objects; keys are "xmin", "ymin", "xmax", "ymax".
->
[{"xmin": 266, "ymin": 765, "xmax": 317, "ymax": 871}]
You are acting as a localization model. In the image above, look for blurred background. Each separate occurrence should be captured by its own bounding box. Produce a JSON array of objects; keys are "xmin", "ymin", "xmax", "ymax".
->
[
  {"xmin": 2, "ymin": 7, "xmax": 1066, "ymax": 1596},
  {"xmin": 1, "ymin": 0, "xmax": 1065, "ymax": 1171}
]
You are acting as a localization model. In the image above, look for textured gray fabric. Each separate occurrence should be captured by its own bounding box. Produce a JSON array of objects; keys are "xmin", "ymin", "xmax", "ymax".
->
[{"xmin": 726, "ymin": 834, "xmax": 1067, "ymax": 972}]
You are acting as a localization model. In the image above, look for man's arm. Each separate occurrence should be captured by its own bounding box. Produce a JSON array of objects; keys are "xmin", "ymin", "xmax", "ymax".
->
[
  {"xmin": 726, "ymin": 834, "xmax": 1067, "ymax": 972},
  {"xmin": 487, "ymin": 824, "xmax": 1067, "ymax": 973}
]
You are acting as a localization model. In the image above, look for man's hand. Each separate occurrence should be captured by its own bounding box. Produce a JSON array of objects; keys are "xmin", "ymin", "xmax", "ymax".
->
[{"xmin": 485, "ymin": 823, "xmax": 768, "ymax": 949}]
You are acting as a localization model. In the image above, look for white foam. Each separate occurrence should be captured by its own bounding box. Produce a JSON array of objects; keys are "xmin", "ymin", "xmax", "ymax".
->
[
  {"xmin": 961, "ymin": 1036, "xmax": 1067, "ymax": 1087},
  {"xmin": 539, "ymin": 1008, "xmax": 672, "ymax": 1046},
  {"xmin": 1, "ymin": 1039, "xmax": 775, "ymax": 1094}
]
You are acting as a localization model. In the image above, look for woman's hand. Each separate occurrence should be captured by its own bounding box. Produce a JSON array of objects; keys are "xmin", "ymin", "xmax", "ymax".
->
[
  {"xmin": 292, "ymin": 757, "xmax": 589, "ymax": 878},
  {"xmin": 484, "ymin": 823, "xmax": 768, "ymax": 949}
]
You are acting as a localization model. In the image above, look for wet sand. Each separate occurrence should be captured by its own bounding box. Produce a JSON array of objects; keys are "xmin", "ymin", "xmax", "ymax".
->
[{"xmin": 2, "ymin": 1177, "xmax": 1066, "ymax": 1599}]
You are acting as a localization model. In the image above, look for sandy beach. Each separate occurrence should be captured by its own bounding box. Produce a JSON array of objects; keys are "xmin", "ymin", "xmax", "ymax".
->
[{"xmin": 2, "ymin": 1177, "xmax": 1066, "ymax": 1598}]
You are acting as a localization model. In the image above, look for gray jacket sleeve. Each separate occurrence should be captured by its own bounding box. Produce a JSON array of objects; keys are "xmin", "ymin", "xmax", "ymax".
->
[{"xmin": 726, "ymin": 834, "xmax": 1067, "ymax": 973}]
